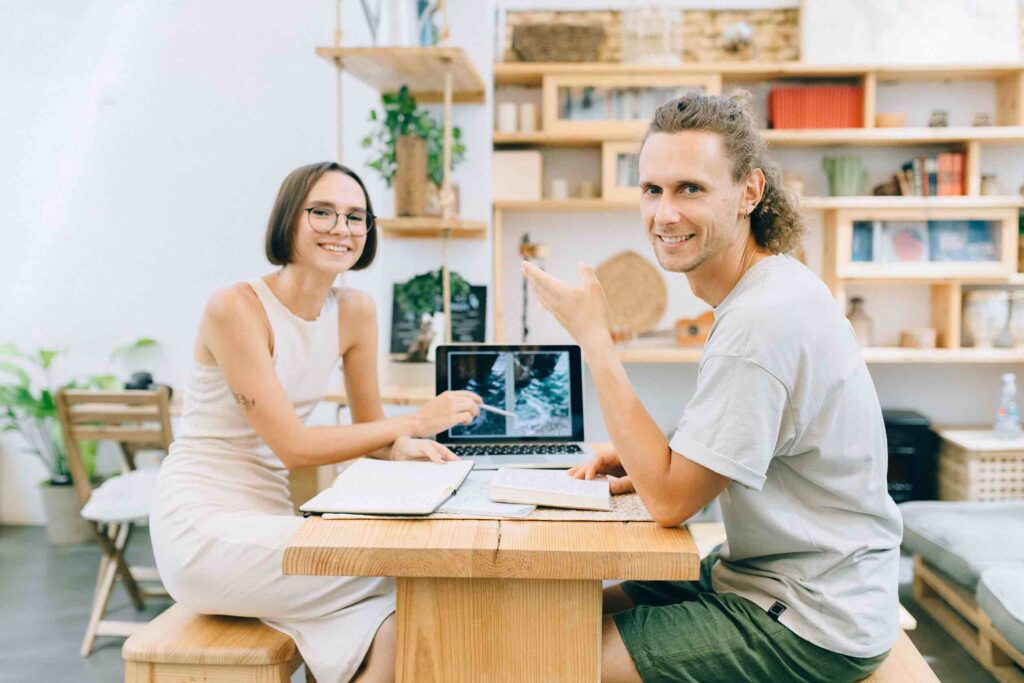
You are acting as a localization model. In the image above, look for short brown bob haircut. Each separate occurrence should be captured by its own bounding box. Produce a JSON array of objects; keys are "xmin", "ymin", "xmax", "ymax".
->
[{"xmin": 264, "ymin": 161, "xmax": 378, "ymax": 270}]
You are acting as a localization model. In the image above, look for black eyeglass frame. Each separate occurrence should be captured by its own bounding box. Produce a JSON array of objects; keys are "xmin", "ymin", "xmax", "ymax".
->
[{"xmin": 303, "ymin": 206, "xmax": 375, "ymax": 236}]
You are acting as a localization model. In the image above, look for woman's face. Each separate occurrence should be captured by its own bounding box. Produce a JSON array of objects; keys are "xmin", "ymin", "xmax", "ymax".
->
[{"xmin": 291, "ymin": 171, "xmax": 369, "ymax": 274}]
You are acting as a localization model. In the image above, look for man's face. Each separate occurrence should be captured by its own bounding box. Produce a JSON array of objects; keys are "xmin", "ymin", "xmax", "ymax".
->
[{"xmin": 639, "ymin": 130, "xmax": 748, "ymax": 274}]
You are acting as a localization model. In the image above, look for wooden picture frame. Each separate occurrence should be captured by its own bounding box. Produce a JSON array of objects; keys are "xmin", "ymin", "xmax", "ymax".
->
[
  {"xmin": 541, "ymin": 72, "xmax": 722, "ymax": 137},
  {"xmin": 601, "ymin": 141, "xmax": 642, "ymax": 202}
]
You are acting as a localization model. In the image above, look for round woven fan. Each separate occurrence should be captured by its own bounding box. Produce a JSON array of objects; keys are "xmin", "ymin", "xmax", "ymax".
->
[{"xmin": 595, "ymin": 251, "xmax": 667, "ymax": 334}]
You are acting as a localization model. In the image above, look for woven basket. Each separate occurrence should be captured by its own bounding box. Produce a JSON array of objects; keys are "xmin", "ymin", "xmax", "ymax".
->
[
  {"xmin": 512, "ymin": 23, "xmax": 605, "ymax": 62},
  {"xmin": 595, "ymin": 251, "xmax": 667, "ymax": 335},
  {"xmin": 938, "ymin": 431, "xmax": 1024, "ymax": 501}
]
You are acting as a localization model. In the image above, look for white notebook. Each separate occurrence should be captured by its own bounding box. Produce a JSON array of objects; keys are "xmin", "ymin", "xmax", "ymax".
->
[
  {"xmin": 300, "ymin": 458, "xmax": 474, "ymax": 516},
  {"xmin": 489, "ymin": 468, "xmax": 611, "ymax": 511}
]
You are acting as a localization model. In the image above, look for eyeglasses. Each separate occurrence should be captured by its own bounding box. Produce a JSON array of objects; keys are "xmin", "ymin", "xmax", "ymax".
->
[{"xmin": 304, "ymin": 206, "xmax": 375, "ymax": 236}]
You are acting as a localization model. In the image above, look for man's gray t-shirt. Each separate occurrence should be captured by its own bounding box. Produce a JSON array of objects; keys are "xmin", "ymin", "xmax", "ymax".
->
[{"xmin": 668, "ymin": 254, "xmax": 902, "ymax": 658}]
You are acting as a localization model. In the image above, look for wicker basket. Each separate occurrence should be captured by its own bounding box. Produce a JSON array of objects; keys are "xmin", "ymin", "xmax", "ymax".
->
[
  {"xmin": 512, "ymin": 23, "xmax": 605, "ymax": 62},
  {"xmin": 937, "ymin": 429, "xmax": 1024, "ymax": 501}
]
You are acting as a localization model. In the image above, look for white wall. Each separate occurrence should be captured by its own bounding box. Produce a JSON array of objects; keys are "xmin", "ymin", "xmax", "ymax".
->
[{"xmin": 2, "ymin": 1, "xmax": 1022, "ymax": 523}]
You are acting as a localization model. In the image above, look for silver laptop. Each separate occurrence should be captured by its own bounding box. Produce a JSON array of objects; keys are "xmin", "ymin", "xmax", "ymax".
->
[{"xmin": 435, "ymin": 344, "xmax": 593, "ymax": 469}]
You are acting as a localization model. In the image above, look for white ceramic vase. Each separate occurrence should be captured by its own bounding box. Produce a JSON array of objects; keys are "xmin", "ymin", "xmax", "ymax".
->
[{"xmin": 964, "ymin": 290, "xmax": 1009, "ymax": 348}]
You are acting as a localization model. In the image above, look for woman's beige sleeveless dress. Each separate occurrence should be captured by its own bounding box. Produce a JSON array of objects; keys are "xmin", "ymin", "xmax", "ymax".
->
[{"xmin": 150, "ymin": 278, "xmax": 394, "ymax": 683}]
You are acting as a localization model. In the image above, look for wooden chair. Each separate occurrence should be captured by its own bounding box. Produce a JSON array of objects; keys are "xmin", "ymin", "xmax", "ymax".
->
[
  {"xmin": 122, "ymin": 604, "xmax": 308, "ymax": 683},
  {"xmin": 55, "ymin": 388, "xmax": 174, "ymax": 656}
]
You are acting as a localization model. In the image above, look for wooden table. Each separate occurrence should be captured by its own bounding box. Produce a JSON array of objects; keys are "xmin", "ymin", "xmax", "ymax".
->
[{"xmin": 284, "ymin": 517, "xmax": 699, "ymax": 681}]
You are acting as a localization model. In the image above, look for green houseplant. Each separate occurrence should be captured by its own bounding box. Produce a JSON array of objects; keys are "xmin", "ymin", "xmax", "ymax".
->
[
  {"xmin": 0, "ymin": 338, "xmax": 159, "ymax": 543},
  {"xmin": 394, "ymin": 269, "xmax": 471, "ymax": 362},
  {"xmin": 361, "ymin": 86, "xmax": 466, "ymax": 216}
]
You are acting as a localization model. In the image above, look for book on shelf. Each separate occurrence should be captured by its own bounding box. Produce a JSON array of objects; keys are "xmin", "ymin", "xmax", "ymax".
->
[
  {"xmin": 488, "ymin": 467, "xmax": 612, "ymax": 511},
  {"xmin": 300, "ymin": 458, "xmax": 474, "ymax": 516},
  {"xmin": 895, "ymin": 153, "xmax": 964, "ymax": 197}
]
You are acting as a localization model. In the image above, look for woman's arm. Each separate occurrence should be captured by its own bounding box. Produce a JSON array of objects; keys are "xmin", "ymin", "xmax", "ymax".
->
[
  {"xmin": 337, "ymin": 288, "xmax": 387, "ymax": 425},
  {"xmin": 200, "ymin": 284, "xmax": 477, "ymax": 469}
]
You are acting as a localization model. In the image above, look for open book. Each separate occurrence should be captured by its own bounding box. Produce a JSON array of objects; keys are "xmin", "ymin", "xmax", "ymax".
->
[
  {"xmin": 300, "ymin": 458, "xmax": 474, "ymax": 516},
  {"xmin": 489, "ymin": 468, "xmax": 611, "ymax": 511}
]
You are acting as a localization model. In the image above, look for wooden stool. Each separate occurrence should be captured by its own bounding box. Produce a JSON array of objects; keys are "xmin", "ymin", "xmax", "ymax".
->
[
  {"xmin": 123, "ymin": 605, "xmax": 308, "ymax": 682},
  {"xmin": 861, "ymin": 631, "xmax": 938, "ymax": 682}
]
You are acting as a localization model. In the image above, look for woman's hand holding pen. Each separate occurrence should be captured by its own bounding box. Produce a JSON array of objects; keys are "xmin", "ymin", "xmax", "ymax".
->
[{"xmin": 410, "ymin": 390, "xmax": 482, "ymax": 437}]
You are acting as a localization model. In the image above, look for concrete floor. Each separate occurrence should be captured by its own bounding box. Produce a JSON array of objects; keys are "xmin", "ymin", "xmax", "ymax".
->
[{"xmin": 0, "ymin": 524, "xmax": 997, "ymax": 683}]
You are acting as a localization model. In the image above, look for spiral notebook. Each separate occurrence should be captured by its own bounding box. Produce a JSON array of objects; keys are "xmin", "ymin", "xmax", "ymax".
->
[{"xmin": 300, "ymin": 458, "xmax": 474, "ymax": 516}]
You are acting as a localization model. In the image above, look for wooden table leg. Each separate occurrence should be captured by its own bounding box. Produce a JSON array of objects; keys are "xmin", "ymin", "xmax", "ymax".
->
[{"xmin": 396, "ymin": 577, "xmax": 602, "ymax": 682}]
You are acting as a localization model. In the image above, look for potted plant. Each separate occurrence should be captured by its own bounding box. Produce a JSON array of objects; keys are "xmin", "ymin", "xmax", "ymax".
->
[
  {"xmin": 361, "ymin": 85, "xmax": 466, "ymax": 217},
  {"xmin": 394, "ymin": 269, "xmax": 471, "ymax": 363},
  {"xmin": 0, "ymin": 338, "xmax": 159, "ymax": 544}
]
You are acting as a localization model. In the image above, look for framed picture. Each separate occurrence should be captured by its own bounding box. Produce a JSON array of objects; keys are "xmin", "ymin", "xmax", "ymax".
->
[
  {"xmin": 601, "ymin": 142, "xmax": 641, "ymax": 202},
  {"xmin": 542, "ymin": 73, "xmax": 721, "ymax": 137},
  {"xmin": 875, "ymin": 221, "xmax": 929, "ymax": 263},
  {"xmin": 929, "ymin": 220, "xmax": 999, "ymax": 262}
]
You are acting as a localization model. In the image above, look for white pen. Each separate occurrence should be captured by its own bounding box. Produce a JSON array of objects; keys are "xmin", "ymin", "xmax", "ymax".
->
[{"xmin": 479, "ymin": 403, "xmax": 517, "ymax": 419}]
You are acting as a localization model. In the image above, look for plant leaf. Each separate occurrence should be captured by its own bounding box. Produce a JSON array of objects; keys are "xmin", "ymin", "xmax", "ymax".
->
[
  {"xmin": 0, "ymin": 361, "xmax": 30, "ymax": 387},
  {"xmin": 38, "ymin": 349, "xmax": 62, "ymax": 370}
]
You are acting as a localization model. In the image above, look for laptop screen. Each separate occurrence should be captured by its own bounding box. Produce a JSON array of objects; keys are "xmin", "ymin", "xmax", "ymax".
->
[{"xmin": 435, "ymin": 345, "xmax": 585, "ymax": 444}]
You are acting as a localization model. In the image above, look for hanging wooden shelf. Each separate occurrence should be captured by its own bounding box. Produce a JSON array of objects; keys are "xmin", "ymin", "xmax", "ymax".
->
[
  {"xmin": 493, "ymin": 199, "xmax": 637, "ymax": 212},
  {"xmin": 315, "ymin": 47, "xmax": 486, "ymax": 103},
  {"xmin": 378, "ymin": 217, "xmax": 487, "ymax": 239}
]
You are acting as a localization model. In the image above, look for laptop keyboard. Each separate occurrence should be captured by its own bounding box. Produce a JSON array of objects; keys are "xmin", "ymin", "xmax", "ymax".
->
[{"xmin": 449, "ymin": 444, "xmax": 583, "ymax": 457}]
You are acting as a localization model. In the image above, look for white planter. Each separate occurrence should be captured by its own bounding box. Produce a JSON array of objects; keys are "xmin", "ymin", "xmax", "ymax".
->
[{"xmin": 38, "ymin": 482, "xmax": 93, "ymax": 545}]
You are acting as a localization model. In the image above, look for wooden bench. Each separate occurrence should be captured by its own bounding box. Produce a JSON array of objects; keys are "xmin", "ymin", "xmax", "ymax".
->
[
  {"xmin": 122, "ymin": 541, "xmax": 936, "ymax": 683},
  {"xmin": 862, "ymin": 631, "xmax": 939, "ymax": 682},
  {"xmin": 122, "ymin": 604, "xmax": 308, "ymax": 682}
]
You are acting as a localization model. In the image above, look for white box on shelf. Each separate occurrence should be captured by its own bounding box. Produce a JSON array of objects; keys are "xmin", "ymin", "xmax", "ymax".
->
[{"xmin": 493, "ymin": 150, "xmax": 542, "ymax": 201}]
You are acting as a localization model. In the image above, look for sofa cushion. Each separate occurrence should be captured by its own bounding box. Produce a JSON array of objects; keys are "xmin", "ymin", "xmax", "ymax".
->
[
  {"xmin": 977, "ymin": 566, "xmax": 1024, "ymax": 655},
  {"xmin": 899, "ymin": 501, "xmax": 1024, "ymax": 588}
]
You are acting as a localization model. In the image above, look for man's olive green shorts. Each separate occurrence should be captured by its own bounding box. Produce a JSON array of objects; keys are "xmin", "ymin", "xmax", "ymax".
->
[{"xmin": 613, "ymin": 552, "xmax": 889, "ymax": 683}]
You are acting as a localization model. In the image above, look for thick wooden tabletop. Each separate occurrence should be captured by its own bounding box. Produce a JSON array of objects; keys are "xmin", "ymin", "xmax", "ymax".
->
[{"xmin": 283, "ymin": 518, "xmax": 699, "ymax": 581}]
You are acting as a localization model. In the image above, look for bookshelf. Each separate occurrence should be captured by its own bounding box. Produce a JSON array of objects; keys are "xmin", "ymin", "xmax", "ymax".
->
[{"xmin": 492, "ymin": 59, "xmax": 1024, "ymax": 363}]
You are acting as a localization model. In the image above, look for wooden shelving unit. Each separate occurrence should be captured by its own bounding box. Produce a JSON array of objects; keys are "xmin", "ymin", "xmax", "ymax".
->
[
  {"xmin": 614, "ymin": 345, "xmax": 1024, "ymax": 365},
  {"xmin": 494, "ymin": 197, "xmax": 1024, "ymax": 213},
  {"xmin": 494, "ymin": 127, "xmax": 1024, "ymax": 148},
  {"xmin": 378, "ymin": 217, "xmax": 487, "ymax": 239},
  {"xmin": 492, "ymin": 59, "xmax": 1024, "ymax": 363},
  {"xmin": 494, "ymin": 61, "xmax": 1024, "ymax": 86}
]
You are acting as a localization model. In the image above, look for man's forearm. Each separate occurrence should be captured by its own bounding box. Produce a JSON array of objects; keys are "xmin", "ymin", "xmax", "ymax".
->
[{"xmin": 584, "ymin": 341, "xmax": 676, "ymax": 508}]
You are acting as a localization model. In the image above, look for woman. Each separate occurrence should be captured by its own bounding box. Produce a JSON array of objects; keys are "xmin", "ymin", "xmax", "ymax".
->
[{"xmin": 150, "ymin": 161, "xmax": 481, "ymax": 683}]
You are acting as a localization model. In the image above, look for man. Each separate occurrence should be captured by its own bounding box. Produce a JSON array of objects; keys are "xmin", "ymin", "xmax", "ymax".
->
[{"xmin": 523, "ymin": 92, "xmax": 901, "ymax": 683}]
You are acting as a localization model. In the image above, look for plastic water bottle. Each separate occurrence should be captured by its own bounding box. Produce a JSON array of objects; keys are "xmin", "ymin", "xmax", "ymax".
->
[{"xmin": 994, "ymin": 373, "xmax": 1023, "ymax": 439}]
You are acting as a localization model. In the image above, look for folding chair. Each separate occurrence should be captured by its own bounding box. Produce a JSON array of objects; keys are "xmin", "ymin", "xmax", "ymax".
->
[{"xmin": 54, "ymin": 388, "xmax": 173, "ymax": 656}]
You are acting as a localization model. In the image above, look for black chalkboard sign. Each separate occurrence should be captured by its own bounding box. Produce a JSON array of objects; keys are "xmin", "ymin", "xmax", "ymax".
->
[{"xmin": 390, "ymin": 283, "xmax": 487, "ymax": 355}]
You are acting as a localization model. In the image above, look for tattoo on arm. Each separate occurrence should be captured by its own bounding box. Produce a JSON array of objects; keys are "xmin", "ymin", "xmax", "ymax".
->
[{"xmin": 234, "ymin": 393, "xmax": 256, "ymax": 411}]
